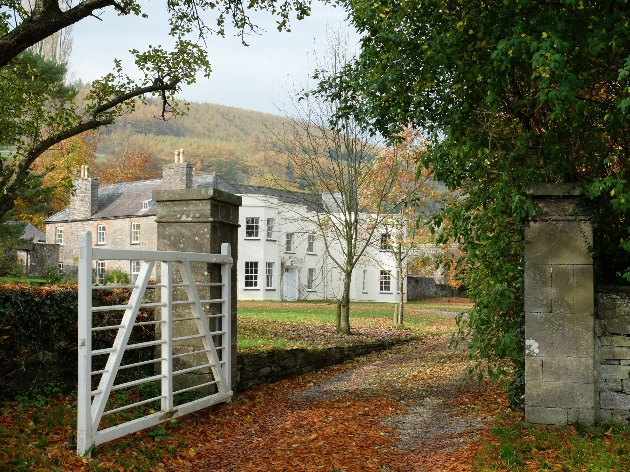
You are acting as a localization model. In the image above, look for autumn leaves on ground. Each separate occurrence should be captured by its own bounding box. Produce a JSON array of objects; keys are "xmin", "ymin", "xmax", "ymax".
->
[{"xmin": 2, "ymin": 299, "xmax": 628, "ymax": 471}]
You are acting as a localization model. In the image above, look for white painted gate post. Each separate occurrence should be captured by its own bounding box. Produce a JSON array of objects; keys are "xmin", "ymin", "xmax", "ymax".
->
[
  {"xmin": 221, "ymin": 243, "xmax": 232, "ymax": 391},
  {"xmin": 77, "ymin": 231, "xmax": 93, "ymax": 455},
  {"xmin": 161, "ymin": 261, "xmax": 174, "ymax": 413}
]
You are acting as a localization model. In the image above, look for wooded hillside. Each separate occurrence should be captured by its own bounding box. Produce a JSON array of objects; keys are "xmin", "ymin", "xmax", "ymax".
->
[{"xmin": 96, "ymin": 99, "xmax": 290, "ymax": 184}]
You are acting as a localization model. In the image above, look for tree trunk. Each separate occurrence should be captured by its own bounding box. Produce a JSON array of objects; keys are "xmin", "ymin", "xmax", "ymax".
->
[
  {"xmin": 336, "ymin": 302, "xmax": 342, "ymax": 332},
  {"xmin": 338, "ymin": 274, "xmax": 352, "ymax": 334},
  {"xmin": 396, "ymin": 265, "xmax": 404, "ymax": 326}
]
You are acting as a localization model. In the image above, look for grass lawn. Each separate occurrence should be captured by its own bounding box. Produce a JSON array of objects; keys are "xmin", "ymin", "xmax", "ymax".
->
[{"xmin": 236, "ymin": 298, "xmax": 467, "ymax": 351}]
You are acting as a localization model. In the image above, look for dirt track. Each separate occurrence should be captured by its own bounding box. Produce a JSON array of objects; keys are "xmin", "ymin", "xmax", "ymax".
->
[{"xmin": 168, "ymin": 333, "xmax": 509, "ymax": 471}]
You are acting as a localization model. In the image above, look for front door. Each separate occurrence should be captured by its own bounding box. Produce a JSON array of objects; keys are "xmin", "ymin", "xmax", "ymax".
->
[{"xmin": 282, "ymin": 267, "xmax": 299, "ymax": 301}]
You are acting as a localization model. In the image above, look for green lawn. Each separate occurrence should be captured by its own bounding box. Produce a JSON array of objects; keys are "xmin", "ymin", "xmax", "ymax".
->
[{"xmin": 236, "ymin": 298, "xmax": 468, "ymax": 351}]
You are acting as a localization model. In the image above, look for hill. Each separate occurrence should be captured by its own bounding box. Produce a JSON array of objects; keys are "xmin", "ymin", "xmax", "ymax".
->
[{"xmin": 96, "ymin": 99, "xmax": 290, "ymax": 184}]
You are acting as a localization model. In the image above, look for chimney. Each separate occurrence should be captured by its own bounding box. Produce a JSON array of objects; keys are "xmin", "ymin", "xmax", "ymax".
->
[
  {"xmin": 69, "ymin": 165, "xmax": 99, "ymax": 221},
  {"xmin": 162, "ymin": 149, "xmax": 193, "ymax": 190}
]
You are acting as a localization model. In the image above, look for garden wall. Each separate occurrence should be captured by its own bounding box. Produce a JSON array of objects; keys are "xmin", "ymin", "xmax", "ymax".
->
[
  {"xmin": 596, "ymin": 289, "xmax": 630, "ymax": 424},
  {"xmin": 407, "ymin": 276, "xmax": 465, "ymax": 300},
  {"xmin": 236, "ymin": 340, "xmax": 406, "ymax": 392}
]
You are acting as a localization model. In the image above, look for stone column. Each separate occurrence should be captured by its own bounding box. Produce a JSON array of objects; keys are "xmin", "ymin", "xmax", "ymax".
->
[
  {"xmin": 153, "ymin": 187, "xmax": 241, "ymax": 390},
  {"xmin": 524, "ymin": 183, "xmax": 596, "ymax": 425}
]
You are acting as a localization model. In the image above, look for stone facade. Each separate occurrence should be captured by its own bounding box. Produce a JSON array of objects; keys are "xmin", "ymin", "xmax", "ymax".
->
[{"xmin": 524, "ymin": 183, "xmax": 596, "ymax": 425}]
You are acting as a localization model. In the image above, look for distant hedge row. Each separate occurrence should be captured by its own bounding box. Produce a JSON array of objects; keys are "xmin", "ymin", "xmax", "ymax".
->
[{"xmin": 0, "ymin": 284, "xmax": 154, "ymax": 399}]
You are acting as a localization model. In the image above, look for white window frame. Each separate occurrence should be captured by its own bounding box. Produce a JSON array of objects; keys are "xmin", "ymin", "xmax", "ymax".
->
[
  {"xmin": 55, "ymin": 227, "xmax": 64, "ymax": 245},
  {"xmin": 379, "ymin": 270, "xmax": 392, "ymax": 293},
  {"xmin": 307, "ymin": 234, "xmax": 316, "ymax": 254},
  {"xmin": 245, "ymin": 217, "xmax": 260, "ymax": 239},
  {"xmin": 265, "ymin": 262, "xmax": 274, "ymax": 289},
  {"xmin": 96, "ymin": 261, "xmax": 105, "ymax": 285},
  {"xmin": 307, "ymin": 268, "xmax": 315, "ymax": 291},
  {"xmin": 131, "ymin": 260, "xmax": 141, "ymax": 283},
  {"xmin": 285, "ymin": 233, "xmax": 294, "ymax": 253},
  {"xmin": 57, "ymin": 262, "xmax": 64, "ymax": 274},
  {"xmin": 244, "ymin": 261, "xmax": 259, "ymax": 288},
  {"xmin": 380, "ymin": 233, "xmax": 392, "ymax": 251},
  {"xmin": 131, "ymin": 222, "xmax": 140, "ymax": 244},
  {"xmin": 266, "ymin": 218, "xmax": 276, "ymax": 240},
  {"xmin": 362, "ymin": 269, "xmax": 368, "ymax": 293},
  {"xmin": 97, "ymin": 224, "xmax": 106, "ymax": 245}
]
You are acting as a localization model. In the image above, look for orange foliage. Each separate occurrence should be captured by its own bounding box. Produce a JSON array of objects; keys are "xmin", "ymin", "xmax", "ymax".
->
[
  {"xmin": 13, "ymin": 132, "xmax": 97, "ymax": 229},
  {"xmin": 94, "ymin": 148, "xmax": 161, "ymax": 184}
]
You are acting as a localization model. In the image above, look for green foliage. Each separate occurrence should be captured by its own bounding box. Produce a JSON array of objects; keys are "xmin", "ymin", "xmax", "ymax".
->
[
  {"xmin": 0, "ymin": 222, "xmax": 27, "ymax": 277},
  {"xmin": 43, "ymin": 264, "xmax": 65, "ymax": 285},
  {"xmin": 0, "ymin": 0, "xmax": 311, "ymax": 222},
  {"xmin": 103, "ymin": 268, "xmax": 131, "ymax": 285},
  {"xmin": 317, "ymin": 0, "xmax": 630, "ymax": 402},
  {"xmin": 0, "ymin": 284, "xmax": 155, "ymax": 399}
]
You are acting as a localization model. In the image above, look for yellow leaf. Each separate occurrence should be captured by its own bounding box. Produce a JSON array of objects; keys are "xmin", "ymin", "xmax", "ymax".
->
[
  {"xmin": 611, "ymin": 189, "xmax": 615, "ymax": 196},
  {"xmin": 542, "ymin": 32, "xmax": 548, "ymax": 38}
]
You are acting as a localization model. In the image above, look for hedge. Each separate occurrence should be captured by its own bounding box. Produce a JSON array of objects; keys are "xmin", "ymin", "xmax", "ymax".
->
[{"xmin": 0, "ymin": 284, "xmax": 155, "ymax": 399}]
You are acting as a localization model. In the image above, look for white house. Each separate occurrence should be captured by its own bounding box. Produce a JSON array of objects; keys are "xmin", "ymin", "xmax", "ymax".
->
[{"xmin": 45, "ymin": 157, "xmax": 407, "ymax": 302}]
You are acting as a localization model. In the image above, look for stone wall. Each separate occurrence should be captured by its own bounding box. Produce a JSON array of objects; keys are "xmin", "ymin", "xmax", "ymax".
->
[
  {"xmin": 407, "ymin": 276, "xmax": 465, "ymax": 300},
  {"xmin": 16, "ymin": 242, "xmax": 59, "ymax": 277},
  {"xmin": 237, "ymin": 340, "xmax": 405, "ymax": 392},
  {"xmin": 596, "ymin": 289, "xmax": 630, "ymax": 424}
]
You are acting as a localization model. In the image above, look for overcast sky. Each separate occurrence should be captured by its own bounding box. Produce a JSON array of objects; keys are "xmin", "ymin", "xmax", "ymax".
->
[{"xmin": 69, "ymin": 1, "xmax": 355, "ymax": 116}]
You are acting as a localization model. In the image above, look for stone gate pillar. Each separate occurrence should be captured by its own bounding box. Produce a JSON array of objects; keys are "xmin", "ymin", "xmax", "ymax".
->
[
  {"xmin": 524, "ymin": 183, "xmax": 596, "ymax": 425},
  {"xmin": 153, "ymin": 187, "xmax": 241, "ymax": 389}
]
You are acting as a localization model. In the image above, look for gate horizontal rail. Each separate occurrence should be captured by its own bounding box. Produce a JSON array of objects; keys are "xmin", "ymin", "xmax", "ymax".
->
[{"xmin": 77, "ymin": 231, "xmax": 233, "ymax": 456}]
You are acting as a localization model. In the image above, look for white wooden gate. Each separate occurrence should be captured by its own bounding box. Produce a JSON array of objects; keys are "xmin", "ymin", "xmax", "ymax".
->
[{"xmin": 77, "ymin": 231, "xmax": 233, "ymax": 456}]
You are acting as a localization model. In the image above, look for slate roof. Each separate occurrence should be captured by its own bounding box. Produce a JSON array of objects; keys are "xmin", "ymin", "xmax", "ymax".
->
[
  {"xmin": 45, "ymin": 173, "xmax": 238, "ymax": 223},
  {"xmin": 233, "ymin": 184, "xmax": 324, "ymax": 213},
  {"xmin": 7, "ymin": 221, "xmax": 46, "ymax": 242}
]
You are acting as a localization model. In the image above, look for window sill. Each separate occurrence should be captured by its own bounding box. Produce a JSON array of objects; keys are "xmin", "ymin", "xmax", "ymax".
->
[
  {"xmin": 245, "ymin": 237, "xmax": 260, "ymax": 240},
  {"xmin": 243, "ymin": 287, "xmax": 260, "ymax": 290},
  {"xmin": 130, "ymin": 242, "xmax": 140, "ymax": 245},
  {"xmin": 266, "ymin": 239, "xmax": 277, "ymax": 242},
  {"xmin": 285, "ymin": 251, "xmax": 295, "ymax": 254},
  {"xmin": 306, "ymin": 289, "xmax": 316, "ymax": 292},
  {"xmin": 265, "ymin": 288, "xmax": 276, "ymax": 291},
  {"xmin": 306, "ymin": 252, "xmax": 317, "ymax": 256},
  {"xmin": 379, "ymin": 291, "xmax": 393, "ymax": 294},
  {"xmin": 362, "ymin": 291, "xmax": 368, "ymax": 294}
]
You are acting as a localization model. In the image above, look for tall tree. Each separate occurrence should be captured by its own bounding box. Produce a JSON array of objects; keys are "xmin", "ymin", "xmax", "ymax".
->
[
  {"xmin": 0, "ymin": 0, "xmax": 310, "ymax": 221},
  {"xmin": 315, "ymin": 0, "xmax": 630, "ymax": 403},
  {"xmin": 366, "ymin": 129, "xmax": 439, "ymax": 326},
  {"xmin": 12, "ymin": 132, "xmax": 97, "ymax": 229},
  {"xmin": 267, "ymin": 29, "xmax": 397, "ymax": 334}
]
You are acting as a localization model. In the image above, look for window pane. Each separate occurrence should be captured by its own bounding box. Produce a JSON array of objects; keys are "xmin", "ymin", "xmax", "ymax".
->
[
  {"xmin": 96, "ymin": 261, "xmax": 105, "ymax": 284},
  {"xmin": 307, "ymin": 234, "xmax": 315, "ymax": 253},
  {"xmin": 131, "ymin": 223, "xmax": 140, "ymax": 243},
  {"xmin": 265, "ymin": 262, "xmax": 274, "ymax": 288},
  {"xmin": 379, "ymin": 270, "xmax": 391, "ymax": 292},
  {"xmin": 56, "ymin": 227, "xmax": 64, "ymax": 245},
  {"xmin": 131, "ymin": 260, "xmax": 141, "ymax": 283},
  {"xmin": 285, "ymin": 233, "xmax": 294, "ymax": 252},
  {"xmin": 245, "ymin": 217, "xmax": 259, "ymax": 238},
  {"xmin": 245, "ymin": 261, "xmax": 259, "ymax": 288},
  {"xmin": 307, "ymin": 268, "xmax": 315, "ymax": 290},
  {"xmin": 97, "ymin": 225, "xmax": 106, "ymax": 244},
  {"xmin": 266, "ymin": 218, "xmax": 275, "ymax": 239}
]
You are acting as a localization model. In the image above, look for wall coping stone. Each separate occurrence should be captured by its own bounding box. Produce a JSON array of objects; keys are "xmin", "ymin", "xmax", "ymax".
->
[{"xmin": 153, "ymin": 188, "xmax": 242, "ymax": 206}]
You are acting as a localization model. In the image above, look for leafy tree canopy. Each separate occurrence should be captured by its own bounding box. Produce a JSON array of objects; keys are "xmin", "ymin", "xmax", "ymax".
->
[
  {"xmin": 0, "ymin": 0, "xmax": 310, "ymax": 220},
  {"xmin": 316, "ymin": 0, "xmax": 630, "ymax": 403}
]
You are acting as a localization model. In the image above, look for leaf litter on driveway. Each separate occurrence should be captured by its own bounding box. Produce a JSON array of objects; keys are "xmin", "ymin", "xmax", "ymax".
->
[{"xmin": 179, "ymin": 334, "xmax": 512, "ymax": 472}]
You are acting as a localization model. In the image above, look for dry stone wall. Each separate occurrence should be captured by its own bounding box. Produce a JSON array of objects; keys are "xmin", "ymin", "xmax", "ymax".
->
[{"xmin": 596, "ymin": 290, "xmax": 630, "ymax": 424}]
